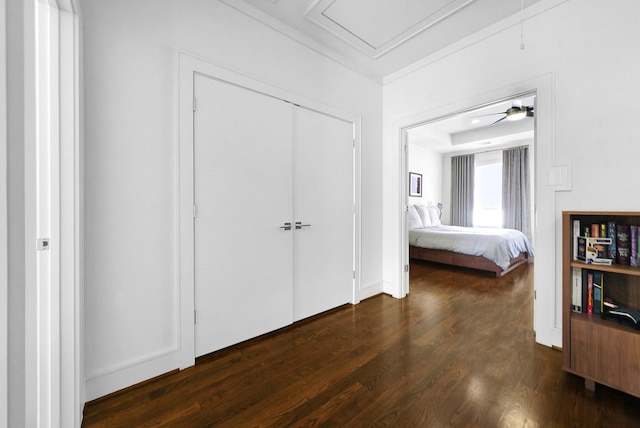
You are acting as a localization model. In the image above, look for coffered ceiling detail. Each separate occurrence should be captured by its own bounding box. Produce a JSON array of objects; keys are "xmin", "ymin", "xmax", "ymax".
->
[
  {"xmin": 304, "ymin": 0, "xmax": 476, "ymax": 58},
  {"xmin": 222, "ymin": 0, "xmax": 548, "ymax": 80}
]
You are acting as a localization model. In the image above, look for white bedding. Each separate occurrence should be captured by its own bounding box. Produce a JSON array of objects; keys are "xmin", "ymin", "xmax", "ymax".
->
[{"xmin": 409, "ymin": 225, "xmax": 534, "ymax": 270}]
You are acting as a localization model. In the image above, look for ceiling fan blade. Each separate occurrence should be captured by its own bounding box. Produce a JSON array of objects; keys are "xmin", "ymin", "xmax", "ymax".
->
[
  {"xmin": 471, "ymin": 112, "xmax": 506, "ymax": 118},
  {"xmin": 490, "ymin": 116, "xmax": 507, "ymax": 127}
]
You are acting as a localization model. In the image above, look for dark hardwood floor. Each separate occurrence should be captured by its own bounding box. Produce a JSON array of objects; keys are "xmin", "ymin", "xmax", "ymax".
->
[{"xmin": 83, "ymin": 261, "xmax": 640, "ymax": 427}]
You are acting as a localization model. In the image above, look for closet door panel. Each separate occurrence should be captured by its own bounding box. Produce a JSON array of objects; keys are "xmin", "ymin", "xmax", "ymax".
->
[
  {"xmin": 193, "ymin": 75, "xmax": 293, "ymax": 357},
  {"xmin": 293, "ymin": 107, "xmax": 354, "ymax": 321}
]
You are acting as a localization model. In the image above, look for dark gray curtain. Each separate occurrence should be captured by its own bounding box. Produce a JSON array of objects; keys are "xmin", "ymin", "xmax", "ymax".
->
[
  {"xmin": 451, "ymin": 154, "xmax": 474, "ymax": 226},
  {"xmin": 502, "ymin": 146, "xmax": 531, "ymax": 239}
]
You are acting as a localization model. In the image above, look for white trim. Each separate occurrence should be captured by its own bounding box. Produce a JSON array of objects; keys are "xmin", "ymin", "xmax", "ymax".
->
[
  {"xmin": 58, "ymin": 2, "xmax": 83, "ymax": 425},
  {"xmin": 177, "ymin": 53, "xmax": 196, "ymax": 370},
  {"xmin": 85, "ymin": 351, "xmax": 187, "ymax": 400},
  {"xmin": 353, "ymin": 117, "xmax": 362, "ymax": 304},
  {"xmin": 0, "ymin": 0, "xmax": 8, "ymax": 426},
  {"xmin": 178, "ymin": 53, "xmax": 363, "ymax": 365},
  {"xmin": 23, "ymin": 0, "xmax": 39, "ymax": 423},
  {"xmin": 390, "ymin": 74, "xmax": 559, "ymax": 347},
  {"xmin": 401, "ymin": 128, "xmax": 409, "ymax": 297},
  {"xmin": 25, "ymin": 0, "xmax": 83, "ymax": 425},
  {"xmin": 218, "ymin": 0, "xmax": 380, "ymax": 83},
  {"xmin": 86, "ymin": 345, "xmax": 182, "ymax": 381},
  {"xmin": 27, "ymin": 1, "xmax": 60, "ymax": 425}
]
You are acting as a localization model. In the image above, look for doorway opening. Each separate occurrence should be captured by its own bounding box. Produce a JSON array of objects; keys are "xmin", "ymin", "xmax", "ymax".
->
[{"xmin": 403, "ymin": 92, "xmax": 536, "ymax": 292}]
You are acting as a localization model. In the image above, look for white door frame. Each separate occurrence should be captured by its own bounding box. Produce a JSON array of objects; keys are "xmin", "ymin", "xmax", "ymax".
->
[
  {"xmin": 25, "ymin": 0, "xmax": 82, "ymax": 426},
  {"xmin": 399, "ymin": 90, "xmax": 536, "ymax": 297},
  {"xmin": 1, "ymin": 1, "xmax": 8, "ymax": 427},
  {"xmin": 391, "ymin": 74, "xmax": 562, "ymax": 348},
  {"xmin": 179, "ymin": 53, "xmax": 362, "ymax": 362}
]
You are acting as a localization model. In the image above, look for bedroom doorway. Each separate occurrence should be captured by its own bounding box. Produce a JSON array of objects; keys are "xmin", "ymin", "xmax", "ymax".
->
[{"xmin": 403, "ymin": 92, "xmax": 536, "ymax": 290}]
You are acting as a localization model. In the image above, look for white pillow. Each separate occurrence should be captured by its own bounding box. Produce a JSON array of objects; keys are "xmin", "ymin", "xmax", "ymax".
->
[
  {"xmin": 427, "ymin": 205, "xmax": 441, "ymax": 226},
  {"xmin": 408, "ymin": 205, "xmax": 424, "ymax": 229},
  {"xmin": 414, "ymin": 205, "xmax": 432, "ymax": 227}
]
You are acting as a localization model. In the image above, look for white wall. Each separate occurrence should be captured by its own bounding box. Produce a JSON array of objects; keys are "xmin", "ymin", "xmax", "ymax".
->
[
  {"xmin": 81, "ymin": 0, "xmax": 383, "ymax": 399},
  {"xmin": 0, "ymin": 0, "xmax": 8, "ymax": 425},
  {"xmin": 408, "ymin": 144, "xmax": 442, "ymax": 207},
  {"xmin": 383, "ymin": 0, "xmax": 640, "ymax": 347}
]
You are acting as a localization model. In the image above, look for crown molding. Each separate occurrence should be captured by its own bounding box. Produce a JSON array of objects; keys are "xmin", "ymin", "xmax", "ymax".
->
[
  {"xmin": 219, "ymin": 0, "xmax": 382, "ymax": 83},
  {"xmin": 304, "ymin": 0, "xmax": 476, "ymax": 59},
  {"xmin": 384, "ymin": 0, "xmax": 570, "ymax": 85}
]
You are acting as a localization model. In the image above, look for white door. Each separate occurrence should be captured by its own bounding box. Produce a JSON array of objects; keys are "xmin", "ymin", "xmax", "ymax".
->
[
  {"xmin": 293, "ymin": 107, "xmax": 354, "ymax": 321},
  {"xmin": 193, "ymin": 74, "xmax": 294, "ymax": 357}
]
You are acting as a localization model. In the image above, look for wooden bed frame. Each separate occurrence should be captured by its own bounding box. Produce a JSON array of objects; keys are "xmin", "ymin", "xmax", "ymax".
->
[{"xmin": 409, "ymin": 245, "xmax": 529, "ymax": 277}]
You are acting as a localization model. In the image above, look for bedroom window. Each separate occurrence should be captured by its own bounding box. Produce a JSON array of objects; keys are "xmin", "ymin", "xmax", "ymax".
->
[{"xmin": 473, "ymin": 151, "xmax": 502, "ymax": 228}]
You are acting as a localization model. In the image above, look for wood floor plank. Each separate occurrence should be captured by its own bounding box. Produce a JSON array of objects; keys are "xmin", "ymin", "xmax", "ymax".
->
[{"xmin": 82, "ymin": 261, "xmax": 640, "ymax": 427}]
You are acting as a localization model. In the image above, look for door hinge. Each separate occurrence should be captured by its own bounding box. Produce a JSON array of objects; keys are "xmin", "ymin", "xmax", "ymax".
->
[
  {"xmin": 194, "ymin": 310, "xmax": 197, "ymax": 324},
  {"xmin": 353, "ymin": 270, "xmax": 356, "ymax": 279},
  {"xmin": 193, "ymin": 98, "xmax": 196, "ymax": 112},
  {"xmin": 193, "ymin": 204, "xmax": 197, "ymax": 219},
  {"xmin": 404, "ymin": 264, "xmax": 409, "ymax": 273},
  {"xmin": 404, "ymin": 144, "xmax": 408, "ymax": 153}
]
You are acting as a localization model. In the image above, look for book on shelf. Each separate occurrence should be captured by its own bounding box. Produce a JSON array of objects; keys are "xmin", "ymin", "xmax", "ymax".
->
[
  {"xmin": 591, "ymin": 223, "xmax": 600, "ymax": 238},
  {"xmin": 617, "ymin": 224, "xmax": 631, "ymax": 265},
  {"xmin": 576, "ymin": 236, "xmax": 586, "ymax": 261},
  {"xmin": 576, "ymin": 236, "xmax": 613, "ymax": 265},
  {"xmin": 571, "ymin": 267, "xmax": 582, "ymax": 313},
  {"xmin": 587, "ymin": 271, "xmax": 594, "ymax": 314},
  {"xmin": 632, "ymin": 226, "xmax": 638, "ymax": 267},
  {"xmin": 573, "ymin": 219, "xmax": 581, "ymax": 261},
  {"xmin": 574, "ymin": 269, "xmax": 605, "ymax": 315},
  {"xmin": 581, "ymin": 269, "xmax": 588, "ymax": 314},
  {"xmin": 593, "ymin": 271, "xmax": 603, "ymax": 315},
  {"xmin": 607, "ymin": 221, "xmax": 617, "ymax": 260}
]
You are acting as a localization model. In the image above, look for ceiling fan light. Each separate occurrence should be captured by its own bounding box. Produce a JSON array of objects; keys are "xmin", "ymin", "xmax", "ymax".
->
[{"xmin": 506, "ymin": 110, "xmax": 526, "ymax": 121}]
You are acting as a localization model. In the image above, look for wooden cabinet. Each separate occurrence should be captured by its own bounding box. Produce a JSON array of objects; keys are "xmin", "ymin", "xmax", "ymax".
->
[{"xmin": 562, "ymin": 211, "xmax": 640, "ymax": 397}]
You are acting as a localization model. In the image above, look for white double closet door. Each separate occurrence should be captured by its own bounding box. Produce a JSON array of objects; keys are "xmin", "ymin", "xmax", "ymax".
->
[{"xmin": 193, "ymin": 74, "xmax": 354, "ymax": 357}]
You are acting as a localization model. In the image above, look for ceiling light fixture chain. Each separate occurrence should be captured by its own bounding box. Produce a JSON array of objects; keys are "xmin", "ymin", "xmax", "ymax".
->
[{"xmin": 520, "ymin": 0, "xmax": 525, "ymax": 50}]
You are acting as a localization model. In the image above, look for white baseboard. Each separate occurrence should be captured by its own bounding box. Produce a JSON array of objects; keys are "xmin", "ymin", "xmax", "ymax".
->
[
  {"xmin": 358, "ymin": 281, "xmax": 384, "ymax": 301},
  {"xmin": 85, "ymin": 349, "xmax": 192, "ymax": 402}
]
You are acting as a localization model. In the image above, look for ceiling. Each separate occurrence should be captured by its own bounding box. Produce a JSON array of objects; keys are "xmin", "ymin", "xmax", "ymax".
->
[
  {"xmin": 406, "ymin": 95, "xmax": 535, "ymax": 153},
  {"xmin": 220, "ymin": 0, "xmax": 540, "ymax": 152},
  {"xmin": 221, "ymin": 0, "xmax": 544, "ymax": 81}
]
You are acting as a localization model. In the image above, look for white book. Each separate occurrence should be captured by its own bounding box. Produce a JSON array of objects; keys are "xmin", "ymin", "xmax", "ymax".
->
[
  {"xmin": 572, "ymin": 267, "xmax": 582, "ymax": 312},
  {"xmin": 573, "ymin": 219, "xmax": 581, "ymax": 261}
]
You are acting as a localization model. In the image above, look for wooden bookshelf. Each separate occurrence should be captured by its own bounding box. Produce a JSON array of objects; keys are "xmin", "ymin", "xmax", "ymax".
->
[
  {"xmin": 570, "ymin": 260, "xmax": 640, "ymax": 276},
  {"xmin": 562, "ymin": 211, "xmax": 640, "ymax": 397}
]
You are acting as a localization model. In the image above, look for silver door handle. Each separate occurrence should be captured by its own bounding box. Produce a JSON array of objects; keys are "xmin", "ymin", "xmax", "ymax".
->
[
  {"xmin": 280, "ymin": 222, "xmax": 292, "ymax": 231},
  {"xmin": 295, "ymin": 222, "xmax": 311, "ymax": 229}
]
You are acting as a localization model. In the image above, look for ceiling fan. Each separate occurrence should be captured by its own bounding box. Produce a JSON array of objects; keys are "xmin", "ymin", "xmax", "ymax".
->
[{"xmin": 473, "ymin": 100, "xmax": 534, "ymax": 127}]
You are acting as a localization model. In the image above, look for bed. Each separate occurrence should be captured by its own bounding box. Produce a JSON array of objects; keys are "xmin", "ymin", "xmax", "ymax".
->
[{"xmin": 408, "ymin": 205, "xmax": 534, "ymax": 277}]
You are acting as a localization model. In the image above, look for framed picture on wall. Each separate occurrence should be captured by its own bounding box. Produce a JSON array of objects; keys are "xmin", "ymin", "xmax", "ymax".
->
[{"xmin": 409, "ymin": 172, "xmax": 422, "ymax": 197}]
